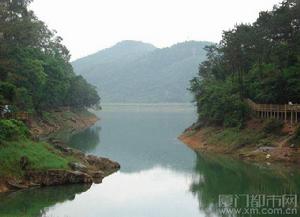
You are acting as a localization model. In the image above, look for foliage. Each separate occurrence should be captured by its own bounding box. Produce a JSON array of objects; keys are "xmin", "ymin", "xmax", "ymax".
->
[
  {"xmin": 190, "ymin": 0, "xmax": 300, "ymax": 127},
  {"xmin": 66, "ymin": 76, "xmax": 100, "ymax": 108},
  {"xmin": 290, "ymin": 127, "xmax": 300, "ymax": 147},
  {"xmin": 0, "ymin": 119, "xmax": 29, "ymax": 142},
  {"xmin": 0, "ymin": 82, "xmax": 16, "ymax": 103},
  {"xmin": 0, "ymin": 0, "xmax": 100, "ymax": 112},
  {"xmin": 191, "ymin": 77, "xmax": 248, "ymax": 128},
  {"xmin": 263, "ymin": 119, "xmax": 284, "ymax": 134},
  {"xmin": 295, "ymin": 127, "xmax": 300, "ymax": 139}
]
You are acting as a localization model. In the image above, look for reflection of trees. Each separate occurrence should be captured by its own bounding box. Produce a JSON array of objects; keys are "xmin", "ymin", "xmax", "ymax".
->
[
  {"xmin": 0, "ymin": 184, "xmax": 91, "ymax": 217},
  {"xmin": 68, "ymin": 126, "xmax": 101, "ymax": 152},
  {"xmin": 190, "ymin": 153, "xmax": 300, "ymax": 217}
]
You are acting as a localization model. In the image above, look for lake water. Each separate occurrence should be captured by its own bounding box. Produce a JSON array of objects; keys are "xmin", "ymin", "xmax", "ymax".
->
[{"xmin": 0, "ymin": 104, "xmax": 299, "ymax": 217}]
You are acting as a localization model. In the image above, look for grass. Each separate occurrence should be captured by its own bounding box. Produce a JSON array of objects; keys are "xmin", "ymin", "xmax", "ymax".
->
[
  {"xmin": 0, "ymin": 140, "xmax": 76, "ymax": 178},
  {"xmin": 0, "ymin": 110, "xmax": 97, "ymax": 180},
  {"xmin": 205, "ymin": 127, "xmax": 266, "ymax": 149}
]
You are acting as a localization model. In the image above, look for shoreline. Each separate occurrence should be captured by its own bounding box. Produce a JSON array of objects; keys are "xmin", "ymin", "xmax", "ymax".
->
[
  {"xmin": 29, "ymin": 109, "xmax": 99, "ymax": 138},
  {"xmin": 179, "ymin": 122, "xmax": 300, "ymax": 166},
  {"xmin": 0, "ymin": 110, "xmax": 120, "ymax": 193}
]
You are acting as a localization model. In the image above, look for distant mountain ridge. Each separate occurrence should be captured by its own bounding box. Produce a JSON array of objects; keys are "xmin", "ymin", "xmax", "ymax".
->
[{"xmin": 72, "ymin": 40, "xmax": 212, "ymax": 103}]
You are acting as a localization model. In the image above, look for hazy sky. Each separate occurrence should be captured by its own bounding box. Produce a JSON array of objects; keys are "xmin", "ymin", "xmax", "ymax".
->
[{"xmin": 30, "ymin": 0, "xmax": 280, "ymax": 60}]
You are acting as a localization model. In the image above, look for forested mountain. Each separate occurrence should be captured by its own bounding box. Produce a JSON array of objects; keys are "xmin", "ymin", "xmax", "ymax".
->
[
  {"xmin": 190, "ymin": 0, "xmax": 300, "ymax": 128},
  {"xmin": 0, "ymin": 0, "xmax": 100, "ymax": 113},
  {"xmin": 72, "ymin": 41, "xmax": 212, "ymax": 103}
]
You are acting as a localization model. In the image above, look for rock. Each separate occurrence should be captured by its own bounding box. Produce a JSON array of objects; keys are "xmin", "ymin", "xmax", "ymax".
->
[
  {"xmin": 92, "ymin": 178, "xmax": 102, "ymax": 184},
  {"xmin": 7, "ymin": 180, "xmax": 28, "ymax": 189},
  {"xmin": 20, "ymin": 156, "xmax": 29, "ymax": 170},
  {"xmin": 25, "ymin": 170, "xmax": 93, "ymax": 186},
  {"xmin": 88, "ymin": 171, "xmax": 105, "ymax": 184},
  {"xmin": 53, "ymin": 144, "xmax": 86, "ymax": 158},
  {"xmin": 88, "ymin": 170, "xmax": 105, "ymax": 179},
  {"xmin": 28, "ymin": 182, "xmax": 41, "ymax": 187},
  {"xmin": 239, "ymin": 153, "xmax": 246, "ymax": 159},
  {"xmin": 71, "ymin": 149, "xmax": 86, "ymax": 158},
  {"xmin": 86, "ymin": 155, "xmax": 120, "ymax": 171},
  {"xmin": 69, "ymin": 162, "xmax": 88, "ymax": 173},
  {"xmin": 258, "ymin": 146, "xmax": 275, "ymax": 153},
  {"xmin": 53, "ymin": 143, "xmax": 73, "ymax": 153}
]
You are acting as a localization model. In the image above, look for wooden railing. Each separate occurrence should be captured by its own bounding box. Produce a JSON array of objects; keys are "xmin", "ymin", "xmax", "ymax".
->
[
  {"xmin": 246, "ymin": 99, "xmax": 300, "ymax": 124},
  {"xmin": 12, "ymin": 112, "xmax": 30, "ymax": 121},
  {"xmin": 1, "ymin": 112, "xmax": 29, "ymax": 121}
]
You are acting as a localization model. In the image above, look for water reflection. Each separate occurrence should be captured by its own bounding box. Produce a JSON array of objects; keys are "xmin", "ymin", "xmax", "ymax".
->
[
  {"xmin": 44, "ymin": 168, "xmax": 201, "ymax": 217},
  {"xmin": 0, "ymin": 184, "xmax": 91, "ymax": 217},
  {"xmin": 190, "ymin": 153, "xmax": 300, "ymax": 217},
  {"xmin": 68, "ymin": 126, "xmax": 101, "ymax": 152}
]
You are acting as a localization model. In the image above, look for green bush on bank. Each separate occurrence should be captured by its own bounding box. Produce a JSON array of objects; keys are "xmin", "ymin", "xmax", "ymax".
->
[
  {"xmin": 263, "ymin": 119, "xmax": 284, "ymax": 134},
  {"xmin": 0, "ymin": 119, "xmax": 29, "ymax": 142},
  {"xmin": 290, "ymin": 127, "xmax": 300, "ymax": 147},
  {"xmin": 205, "ymin": 127, "xmax": 265, "ymax": 149}
]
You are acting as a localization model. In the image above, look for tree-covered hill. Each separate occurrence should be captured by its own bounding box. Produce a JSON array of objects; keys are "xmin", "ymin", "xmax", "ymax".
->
[
  {"xmin": 0, "ymin": 0, "xmax": 100, "ymax": 113},
  {"xmin": 72, "ymin": 40, "xmax": 212, "ymax": 103},
  {"xmin": 190, "ymin": 0, "xmax": 300, "ymax": 128}
]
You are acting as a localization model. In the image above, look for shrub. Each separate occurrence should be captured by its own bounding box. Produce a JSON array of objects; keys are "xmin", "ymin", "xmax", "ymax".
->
[
  {"xmin": 263, "ymin": 119, "xmax": 284, "ymax": 134},
  {"xmin": 290, "ymin": 127, "xmax": 300, "ymax": 147},
  {"xmin": 0, "ymin": 119, "xmax": 29, "ymax": 142},
  {"xmin": 295, "ymin": 127, "xmax": 300, "ymax": 137}
]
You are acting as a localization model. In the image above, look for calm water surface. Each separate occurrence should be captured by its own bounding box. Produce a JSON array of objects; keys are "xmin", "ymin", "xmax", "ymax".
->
[{"xmin": 0, "ymin": 104, "xmax": 300, "ymax": 217}]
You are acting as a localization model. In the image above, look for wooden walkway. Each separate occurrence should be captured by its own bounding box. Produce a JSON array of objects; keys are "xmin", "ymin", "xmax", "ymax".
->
[{"xmin": 246, "ymin": 99, "xmax": 300, "ymax": 124}]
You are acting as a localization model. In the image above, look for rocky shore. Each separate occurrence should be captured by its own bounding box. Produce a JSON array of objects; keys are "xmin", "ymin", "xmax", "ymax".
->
[
  {"xmin": 0, "ymin": 140, "xmax": 120, "ymax": 193},
  {"xmin": 0, "ymin": 110, "xmax": 120, "ymax": 193}
]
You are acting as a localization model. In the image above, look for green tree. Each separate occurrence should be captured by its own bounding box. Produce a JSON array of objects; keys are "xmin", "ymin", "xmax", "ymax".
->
[
  {"xmin": 0, "ymin": 0, "xmax": 100, "ymax": 112},
  {"xmin": 190, "ymin": 0, "xmax": 300, "ymax": 127}
]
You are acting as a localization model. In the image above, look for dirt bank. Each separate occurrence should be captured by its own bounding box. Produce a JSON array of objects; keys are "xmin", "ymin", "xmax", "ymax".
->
[
  {"xmin": 179, "ymin": 120, "xmax": 300, "ymax": 165},
  {"xmin": 29, "ymin": 109, "xmax": 99, "ymax": 137}
]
